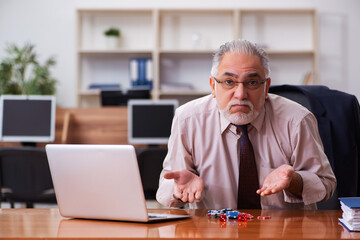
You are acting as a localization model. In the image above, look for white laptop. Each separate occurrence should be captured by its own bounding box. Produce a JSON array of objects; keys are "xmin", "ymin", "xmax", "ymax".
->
[{"xmin": 45, "ymin": 144, "xmax": 191, "ymax": 222}]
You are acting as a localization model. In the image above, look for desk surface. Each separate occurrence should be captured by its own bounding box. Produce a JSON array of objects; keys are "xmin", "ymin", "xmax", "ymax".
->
[{"xmin": 0, "ymin": 208, "xmax": 359, "ymax": 239}]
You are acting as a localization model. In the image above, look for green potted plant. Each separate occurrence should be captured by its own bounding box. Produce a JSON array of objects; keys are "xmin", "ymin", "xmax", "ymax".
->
[
  {"xmin": 104, "ymin": 27, "xmax": 121, "ymax": 49},
  {"xmin": 0, "ymin": 43, "xmax": 57, "ymax": 95}
]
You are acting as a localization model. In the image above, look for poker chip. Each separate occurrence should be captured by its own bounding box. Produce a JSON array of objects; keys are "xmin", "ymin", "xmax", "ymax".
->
[
  {"xmin": 257, "ymin": 215, "xmax": 271, "ymax": 220},
  {"xmin": 226, "ymin": 211, "xmax": 239, "ymax": 219},
  {"xmin": 220, "ymin": 208, "xmax": 233, "ymax": 213},
  {"xmin": 244, "ymin": 213, "xmax": 254, "ymax": 219},
  {"xmin": 208, "ymin": 210, "xmax": 221, "ymax": 218}
]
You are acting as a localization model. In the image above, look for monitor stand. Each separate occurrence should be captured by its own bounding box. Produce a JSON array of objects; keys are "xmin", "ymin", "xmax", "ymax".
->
[
  {"xmin": 147, "ymin": 144, "xmax": 159, "ymax": 148},
  {"xmin": 21, "ymin": 142, "xmax": 37, "ymax": 147}
]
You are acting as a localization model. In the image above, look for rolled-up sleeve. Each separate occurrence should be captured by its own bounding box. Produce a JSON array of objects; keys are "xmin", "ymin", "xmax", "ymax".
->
[
  {"xmin": 156, "ymin": 108, "xmax": 194, "ymax": 208},
  {"xmin": 284, "ymin": 113, "xmax": 337, "ymax": 205}
]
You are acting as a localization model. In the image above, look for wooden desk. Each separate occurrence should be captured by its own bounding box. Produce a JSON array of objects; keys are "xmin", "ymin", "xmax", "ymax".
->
[
  {"xmin": 54, "ymin": 107, "xmax": 128, "ymax": 144},
  {"xmin": 0, "ymin": 107, "xmax": 130, "ymax": 147},
  {"xmin": 0, "ymin": 209, "xmax": 359, "ymax": 239}
]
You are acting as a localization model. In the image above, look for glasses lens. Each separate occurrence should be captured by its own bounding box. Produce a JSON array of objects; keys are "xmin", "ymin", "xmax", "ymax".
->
[
  {"xmin": 245, "ymin": 80, "xmax": 260, "ymax": 89},
  {"xmin": 215, "ymin": 77, "xmax": 265, "ymax": 90},
  {"xmin": 223, "ymin": 80, "xmax": 236, "ymax": 89}
]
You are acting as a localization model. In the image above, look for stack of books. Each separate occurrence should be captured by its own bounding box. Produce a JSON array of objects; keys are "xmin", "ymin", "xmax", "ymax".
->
[
  {"xmin": 339, "ymin": 197, "xmax": 360, "ymax": 231},
  {"xmin": 88, "ymin": 83, "xmax": 120, "ymax": 90}
]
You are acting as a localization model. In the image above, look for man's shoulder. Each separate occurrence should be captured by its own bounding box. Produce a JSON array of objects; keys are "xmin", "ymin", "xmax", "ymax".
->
[
  {"xmin": 266, "ymin": 93, "xmax": 313, "ymax": 121},
  {"xmin": 176, "ymin": 94, "xmax": 218, "ymax": 120}
]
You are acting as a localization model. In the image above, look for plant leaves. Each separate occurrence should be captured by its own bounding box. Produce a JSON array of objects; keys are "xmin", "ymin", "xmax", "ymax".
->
[{"xmin": 0, "ymin": 42, "xmax": 57, "ymax": 95}]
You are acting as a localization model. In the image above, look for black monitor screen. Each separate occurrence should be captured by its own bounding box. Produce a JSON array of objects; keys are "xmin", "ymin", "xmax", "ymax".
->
[
  {"xmin": 0, "ymin": 95, "xmax": 56, "ymax": 142},
  {"xmin": 128, "ymin": 100, "xmax": 178, "ymax": 144},
  {"xmin": 101, "ymin": 89, "xmax": 150, "ymax": 106}
]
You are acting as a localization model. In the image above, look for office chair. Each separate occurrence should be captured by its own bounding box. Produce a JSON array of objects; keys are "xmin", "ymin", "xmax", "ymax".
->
[
  {"xmin": 0, "ymin": 147, "xmax": 56, "ymax": 208},
  {"xmin": 269, "ymin": 85, "xmax": 360, "ymax": 209},
  {"xmin": 137, "ymin": 147, "xmax": 167, "ymax": 199}
]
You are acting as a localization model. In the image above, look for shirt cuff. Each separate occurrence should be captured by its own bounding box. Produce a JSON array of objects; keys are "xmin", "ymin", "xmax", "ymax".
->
[
  {"xmin": 156, "ymin": 179, "xmax": 186, "ymax": 208},
  {"xmin": 283, "ymin": 170, "xmax": 326, "ymax": 205}
]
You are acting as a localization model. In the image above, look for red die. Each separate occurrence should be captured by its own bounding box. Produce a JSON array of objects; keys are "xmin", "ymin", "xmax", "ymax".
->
[
  {"xmin": 238, "ymin": 213, "xmax": 247, "ymax": 222},
  {"xmin": 220, "ymin": 214, "xmax": 227, "ymax": 222}
]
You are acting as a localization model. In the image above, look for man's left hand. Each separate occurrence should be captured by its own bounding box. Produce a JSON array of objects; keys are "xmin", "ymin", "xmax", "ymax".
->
[{"xmin": 257, "ymin": 164, "xmax": 297, "ymax": 196}]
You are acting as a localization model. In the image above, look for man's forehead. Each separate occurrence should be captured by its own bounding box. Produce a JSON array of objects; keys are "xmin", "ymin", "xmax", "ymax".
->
[
  {"xmin": 218, "ymin": 52, "xmax": 265, "ymax": 76},
  {"xmin": 223, "ymin": 51, "xmax": 259, "ymax": 59},
  {"xmin": 220, "ymin": 71, "xmax": 262, "ymax": 78}
]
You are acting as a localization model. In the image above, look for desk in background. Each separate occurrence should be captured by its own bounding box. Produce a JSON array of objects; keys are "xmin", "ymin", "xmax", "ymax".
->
[
  {"xmin": 0, "ymin": 107, "xmax": 130, "ymax": 147},
  {"xmin": 0, "ymin": 209, "xmax": 359, "ymax": 239},
  {"xmin": 54, "ymin": 107, "xmax": 129, "ymax": 145}
]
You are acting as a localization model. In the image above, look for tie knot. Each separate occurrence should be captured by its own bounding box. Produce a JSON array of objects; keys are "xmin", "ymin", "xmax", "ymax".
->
[{"xmin": 233, "ymin": 124, "xmax": 248, "ymax": 135}]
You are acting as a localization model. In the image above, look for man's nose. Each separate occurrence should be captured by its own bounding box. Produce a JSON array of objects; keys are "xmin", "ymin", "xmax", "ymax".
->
[{"xmin": 233, "ymin": 83, "xmax": 248, "ymax": 99}]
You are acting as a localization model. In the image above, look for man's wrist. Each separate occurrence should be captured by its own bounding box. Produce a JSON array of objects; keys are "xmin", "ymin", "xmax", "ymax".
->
[{"xmin": 287, "ymin": 172, "xmax": 303, "ymax": 198}]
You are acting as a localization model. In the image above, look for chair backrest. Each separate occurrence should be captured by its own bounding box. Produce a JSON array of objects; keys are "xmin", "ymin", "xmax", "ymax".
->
[
  {"xmin": 137, "ymin": 147, "xmax": 167, "ymax": 199},
  {"xmin": 0, "ymin": 147, "xmax": 56, "ymax": 207},
  {"xmin": 269, "ymin": 85, "xmax": 360, "ymax": 209}
]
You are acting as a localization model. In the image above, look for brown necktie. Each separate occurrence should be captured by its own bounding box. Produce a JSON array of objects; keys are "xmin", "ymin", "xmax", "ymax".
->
[{"xmin": 236, "ymin": 124, "xmax": 261, "ymax": 209}]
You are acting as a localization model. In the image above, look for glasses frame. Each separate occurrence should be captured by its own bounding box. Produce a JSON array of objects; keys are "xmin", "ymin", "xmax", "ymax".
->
[{"xmin": 212, "ymin": 76, "xmax": 268, "ymax": 90}]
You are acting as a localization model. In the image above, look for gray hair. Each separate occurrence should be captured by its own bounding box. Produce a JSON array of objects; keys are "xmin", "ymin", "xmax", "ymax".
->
[{"xmin": 210, "ymin": 39, "xmax": 270, "ymax": 78}]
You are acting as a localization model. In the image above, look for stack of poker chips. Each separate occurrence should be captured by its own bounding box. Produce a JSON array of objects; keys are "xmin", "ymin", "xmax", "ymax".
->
[{"xmin": 207, "ymin": 208, "xmax": 255, "ymax": 222}]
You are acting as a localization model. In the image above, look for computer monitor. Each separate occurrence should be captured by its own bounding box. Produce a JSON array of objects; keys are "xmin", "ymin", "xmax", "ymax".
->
[
  {"xmin": 101, "ymin": 89, "xmax": 151, "ymax": 106},
  {"xmin": 0, "ymin": 95, "xmax": 56, "ymax": 143},
  {"xmin": 128, "ymin": 99, "xmax": 178, "ymax": 145}
]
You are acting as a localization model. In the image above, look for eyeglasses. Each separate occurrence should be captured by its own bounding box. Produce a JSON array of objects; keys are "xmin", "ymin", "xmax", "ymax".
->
[{"xmin": 213, "ymin": 76, "xmax": 267, "ymax": 90}]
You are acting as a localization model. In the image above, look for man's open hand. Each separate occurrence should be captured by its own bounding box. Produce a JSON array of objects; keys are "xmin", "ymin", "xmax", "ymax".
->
[
  {"xmin": 164, "ymin": 169, "xmax": 204, "ymax": 203},
  {"xmin": 257, "ymin": 164, "xmax": 298, "ymax": 196}
]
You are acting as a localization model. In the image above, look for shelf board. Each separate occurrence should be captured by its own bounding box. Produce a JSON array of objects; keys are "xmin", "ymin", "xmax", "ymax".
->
[
  {"xmin": 79, "ymin": 89, "xmax": 211, "ymax": 97},
  {"xmin": 159, "ymin": 90, "xmax": 211, "ymax": 96},
  {"xmin": 266, "ymin": 50, "xmax": 315, "ymax": 55},
  {"xmin": 159, "ymin": 9, "xmax": 235, "ymax": 14},
  {"xmin": 78, "ymin": 89, "xmax": 101, "ymax": 96},
  {"xmin": 79, "ymin": 49, "xmax": 153, "ymax": 55},
  {"xmin": 240, "ymin": 9, "xmax": 316, "ymax": 14},
  {"xmin": 159, "ymin": 49, "xmax": 314, "ymax": 55},
  {"xmin": 78, "ymin": 9, "xmax": 153, "ymax": 14},
  {"xmin": 160, "ymin": 49, "xmax": 214, "ymax": 55}
]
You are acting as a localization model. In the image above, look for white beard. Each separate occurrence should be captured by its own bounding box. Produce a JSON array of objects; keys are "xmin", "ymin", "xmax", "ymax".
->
[{"xmin": 219, "ymin": 99, "xmax": 260, "ymax": 125}]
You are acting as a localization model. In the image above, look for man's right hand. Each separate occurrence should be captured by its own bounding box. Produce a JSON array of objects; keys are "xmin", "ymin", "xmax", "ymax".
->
[{"xmin": 163, "ymin": 169, "xmax": 204, "ymax": 203}]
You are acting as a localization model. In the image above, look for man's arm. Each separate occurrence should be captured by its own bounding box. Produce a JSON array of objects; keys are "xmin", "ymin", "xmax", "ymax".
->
[
  {"xmin": 156, "ymin": 107, "xmax": 201, "ymax": 207},
  {"xmin": 257, "ymin": 113, "xmax": 336, "ymax": 205}
]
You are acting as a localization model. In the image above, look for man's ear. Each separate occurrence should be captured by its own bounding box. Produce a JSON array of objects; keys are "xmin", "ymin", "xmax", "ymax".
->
[
  {"xmin": 210, "ymin": 77, "xmax": 216, "ymax": 98},
  {"xmin": 265, "ymin": 78, "xmax": 271, "ymax": 99}
]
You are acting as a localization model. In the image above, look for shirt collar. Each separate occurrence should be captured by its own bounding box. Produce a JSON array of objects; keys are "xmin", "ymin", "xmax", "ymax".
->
[
  {"xmin": 251, "ymin": 104, "xmax": 266, "ymax": 132},
  {"xmin": 220, "ymin": 109, "xmax": 232, "ymax": 134}
]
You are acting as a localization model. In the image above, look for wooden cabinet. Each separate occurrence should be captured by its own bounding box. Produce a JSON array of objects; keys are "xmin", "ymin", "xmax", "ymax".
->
[{"xmin": 76, "ymin": 9, "xmax": 317, "ymax": 107}]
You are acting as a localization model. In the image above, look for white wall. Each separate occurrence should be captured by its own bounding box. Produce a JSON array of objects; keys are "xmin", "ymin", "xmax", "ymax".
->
[{"xmin": 0, "ymin": 0, "xmax": 359, "ymax": 107}]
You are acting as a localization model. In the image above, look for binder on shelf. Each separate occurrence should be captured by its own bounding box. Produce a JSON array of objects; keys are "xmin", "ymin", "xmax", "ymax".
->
[
  {"xmin": 88, "ymin": 83, "xmax": 121, "ymax": 90},
  {"xmin": 339, "ymin": 197, "xmax": 360, "ymax": 232},
  {"xmin": 129, "ymin": 58, "xmax": 153, "ymax": 89}
]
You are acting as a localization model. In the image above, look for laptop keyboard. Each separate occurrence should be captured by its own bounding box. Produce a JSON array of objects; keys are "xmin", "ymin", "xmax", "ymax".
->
[{"xmin": 148, "ymin": 213, "xmax": 168, "ymax": 219}]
